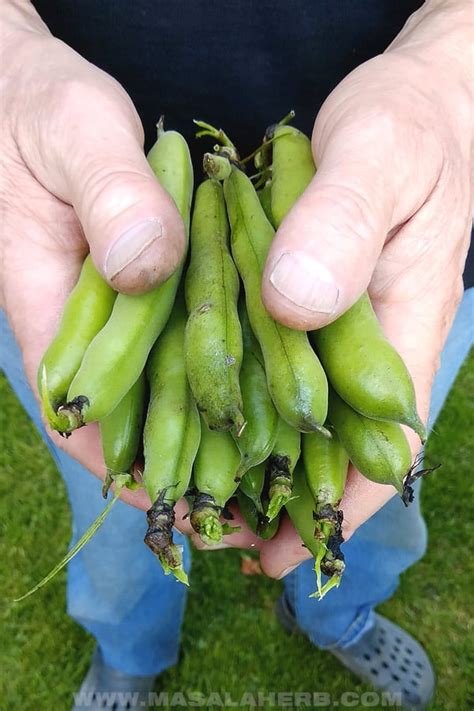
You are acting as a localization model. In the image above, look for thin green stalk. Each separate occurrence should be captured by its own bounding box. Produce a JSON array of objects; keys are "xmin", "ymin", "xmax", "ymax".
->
[{"xmin": 15, "ymin": 479, "xmax": 128, "ymax": 602}]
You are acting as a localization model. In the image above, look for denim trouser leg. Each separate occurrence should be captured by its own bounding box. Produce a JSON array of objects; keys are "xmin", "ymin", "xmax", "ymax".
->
[
  {"xmin": 284, "ymin": 288, "xmax": 473, "ymax": 649},
  {"xmin": 0, "ymin": 310, "xmax": 190, "ymax": 676}
]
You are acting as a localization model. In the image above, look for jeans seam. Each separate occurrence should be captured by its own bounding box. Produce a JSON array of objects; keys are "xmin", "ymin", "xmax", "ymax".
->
[{"xmin": 325, "ymin": 607, "xmax": 372, "ymax": 650}]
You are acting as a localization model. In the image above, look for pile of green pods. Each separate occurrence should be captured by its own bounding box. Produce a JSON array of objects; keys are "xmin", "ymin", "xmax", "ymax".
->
[{"xmin": 36, "ymin": 115, "xmax": 428, "ymax": 598}]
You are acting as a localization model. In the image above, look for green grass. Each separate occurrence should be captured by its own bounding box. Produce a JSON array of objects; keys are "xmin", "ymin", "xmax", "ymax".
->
[{"xmin": 1, "ymin": 353, "xmax": 473, "ymax": 711}]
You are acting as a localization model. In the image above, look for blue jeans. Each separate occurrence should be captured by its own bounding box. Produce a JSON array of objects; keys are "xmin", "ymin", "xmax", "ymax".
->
[{"xmin": 1, "ymin": 290, "xmax": 472, "ymax": 674}]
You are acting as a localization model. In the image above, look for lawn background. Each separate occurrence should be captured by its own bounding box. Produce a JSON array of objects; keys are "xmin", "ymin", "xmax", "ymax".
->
[{"xmin": 1, "ymin": 353, "xmax": 472, "ymax": 711}]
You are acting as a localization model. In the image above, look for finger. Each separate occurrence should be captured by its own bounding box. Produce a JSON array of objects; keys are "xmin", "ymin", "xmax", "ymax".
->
[
  {"xmin": 174, "ymin": 503, "xmax": 196, "ymax": 537},
  {"xmin": 262, "ymin": 63, "xmax": 443, "ymax": 330},
  {"xmin": 219, "ymin": 503, "xmax": 264, "ymax": 550},
  {"xmin": 15, "ymin": 44, "xmax": 185, "ymax": 294},
  {"xmin": 191, "ymin": 538, "xmax": 231, "ymax": 552},
  {"xmin": 185, "ymin": 502, "xmax": 263, "ymax": 551},
  {"xmin": 260, "ymin": 217, "xmax": 467, "ymax": 576},
  {"xmin": 340, "ymin": 190, "xmax": 469, "ymax": 538},
  {"xmin": 259, "ymin": 512, "xmax": 311, "ymax": 579},
  {"xmin": 2, "ymin": 171, "xmax": 85, "ymax": 398},
  {"xmin": 1, "ymin": 167, "xmax": 152, "ymax": 501}
]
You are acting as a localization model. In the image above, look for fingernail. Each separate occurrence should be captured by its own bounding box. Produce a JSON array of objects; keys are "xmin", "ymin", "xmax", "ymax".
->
[
  {"xmin": 269, "ymin": 251, "xmax": 339, "ymax": 313},
  {"xmin": 105, "ymin": 218, "xmax": 163, "ymax": 281},
  {"xmin": 276, "ymin": 564, "xmax": 299, "ymax": 579}
]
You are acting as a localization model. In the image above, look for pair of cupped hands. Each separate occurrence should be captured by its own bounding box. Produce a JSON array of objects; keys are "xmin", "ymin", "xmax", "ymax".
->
[{"xmin": 1, "ymin": 1, "xmax": 472, "ymax": 578}]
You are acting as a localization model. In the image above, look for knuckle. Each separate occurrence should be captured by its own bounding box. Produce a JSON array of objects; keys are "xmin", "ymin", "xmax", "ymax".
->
[
  {"xmin": 48, "ymin": 67, "xmax": 136, "ymax": 131},
  {"xmin": 78, "ymin": 162, "xmax": 154, "ymax": 217},
  {"xmin": 302, "ymin": 182, "xmax": 382, "ymax": 262}
]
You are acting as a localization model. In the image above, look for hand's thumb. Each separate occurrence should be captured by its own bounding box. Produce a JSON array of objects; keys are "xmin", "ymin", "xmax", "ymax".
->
[
  {"xmin": 69, "ymin": 128, "xmax": 185, "ymax": 294},
  {"xmin": 262, "ymin": 149, "xmax": 393, "ymax": 329},
  {"xmin": 261, "ymin": 107, "xmax": 433, "ymax": 329},
  {"xmin": 25, "ymin": 81, "xmax": 186, "ymax": 294}
]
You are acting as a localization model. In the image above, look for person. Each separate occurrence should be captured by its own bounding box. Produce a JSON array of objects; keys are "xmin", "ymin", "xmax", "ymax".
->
[{"xmin": 1, "ymin": 1, "xmax": 472, "ymax": 709}]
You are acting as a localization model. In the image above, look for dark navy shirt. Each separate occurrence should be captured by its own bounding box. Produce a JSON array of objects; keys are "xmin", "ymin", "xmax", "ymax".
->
[{"xmin": 32, "ymin": 1, "xmax": 473, "ymax": 285}]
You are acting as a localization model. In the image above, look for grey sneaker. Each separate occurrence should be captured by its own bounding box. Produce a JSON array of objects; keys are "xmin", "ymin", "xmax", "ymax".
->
[
  {"xmin": 72, "ymin": 648, "xmax": 156, "ymax": 710},
  {"xmin": 276, "ymin": 595, "xmax": 435, "ymax": 710}
]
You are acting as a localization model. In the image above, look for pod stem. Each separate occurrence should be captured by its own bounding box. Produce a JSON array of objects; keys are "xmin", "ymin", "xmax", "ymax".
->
[
  {"xmin": 39, "ymin": 366, "xmax": 83, "ymax": 436},
  {"xmin": 241, "ymin": 140, "xmax": 276, "ymax": 167},
  {"xmin": 311, "ymin": 422, "xmax": 332, "ymax": 439},
  {"xmin": 314, "ymin": 539, "xmax": 327, "ymax": 595},
  {"xmin": 266, "ymin": 492, "xmax": 288, "ymax": 523},
  {"xmin": 253, "ymin": 110, "xmax": 296, "ymax": 170},
  {"xmin": 266, "ymin": 455, "xmax": 293, "ymax": 522},
  {"xmin": 268, "ymin": 109, "xmax": 296, "ymax": 136},
  {"xmin": 310, "ymin": 569, "xmax": 343, "ymax": 600},
  {"xmin": 156, "ymin": 115, "xmax": 165, "ymax": 139},
  {"xmin": 312, "ymin": 506, "xmax": 345, "ymax": 598},
  {"xmin": 190, "ymin": 493, "xmax": 240, "ymax": 546},
  {"xmin": 401, "ymin": 461, "xmax": 441, "ymax": 507},
  {"xmin": 203, "ymin": 152, "xmax": 237, "ymax": 182},
  {"xmin": 251, "ymin": 167, "xmax": 273, "ymax": 190},
  {"xmin": 144, "ymin": 492, "xmax": 188, "ymax": 585},
  {"xmin": 194, "ymin": 119, "xmax": 240, "ymax": 162},
  {"xmin": 56, "ymin": 396, "xmax": 89, "ymax": 434},
  {"xmin": 15, "ymin": 483, "xmax": 124, "ymax": 602},
  {"xmin": 102, "ymin": 470, "xmax": 141, "ymax": 499},
  {"xmin": 203, "ymin": 152, "xmax": 233, "ymax": 180}
]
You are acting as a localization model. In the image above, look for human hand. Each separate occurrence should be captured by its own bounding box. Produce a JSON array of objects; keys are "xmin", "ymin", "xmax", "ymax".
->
[
  {"xmin": 0, "ymin": 1, "xmax": 186, "ymax": 507},
  {"xmin": 253, "ymin": 0, "xmax": 473, "ymax": 577}
]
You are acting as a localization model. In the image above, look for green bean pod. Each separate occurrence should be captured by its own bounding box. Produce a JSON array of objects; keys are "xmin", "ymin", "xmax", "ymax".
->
[
  {"xmin": 257, "ymin": 181, "xmax": 274, "ymax": 224},
  {"xmin": 100, "ymin": 372, "xmax": 146, "ymax": 498},
  {"xmin": 285, "ymin": 462, "xmax": 340, "ymax": 598},
  {"xmin": 254, "ymin": 110, "xmax": 296, "ymax": 174},
  {"xmin": 233, "ymin": 301, "xmax": 279, "ymax": 479},
  {"xmin": 285, "ymin": 464, "xmax": 317, "ymax": 546},
  {"xmin": 62, "ymin": 125, "xmax": 193, "ymax": 430},
  {"xmin": 238, "ymin": 462, "xmax": 266, "ymax": 514},
  {"xmin": 302, "ymin": 429, "xmax": 348, "ymax": 588},
  {"xmin": 38, "ymin": 255, "xmax": 116, "ymax": 433},
  {"xmin": 328, "ymin": 388, "xmax": 413, "ymax": 498},
  {"xmin": 303, "ymin": 430, "xmax": 348, "ymax": 515},
  {"xmin": 142, "ymin": 296, "xmax": 201, "ymax": 584},
  {"xmin": 312, "ymin": 294, "xmax": 425, "ymax": 440},
  {"xmin": 222, "ymin": 164, "xmax": 329, "ymax": 435},
  {"xmin": 270, "ymin": 125, "xmax": 316, "ymax": 229},
  {"xmin": 266, "ymin": 418, "xmax": 301, "ymax": 521},
  {"xmin": 190, "ymin": 424, "xmax": 241, "ymax": 546},
  {"xmin": 236, "ymin": 488, "xmax": 279, "ymax": 540},
  {"xmin": 185, "ymin": 179, "xmax": 244, "ymax": 433},
  {"xmin": 268, "ymin": 123, "xmax": 425, "ymax": 442}
]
